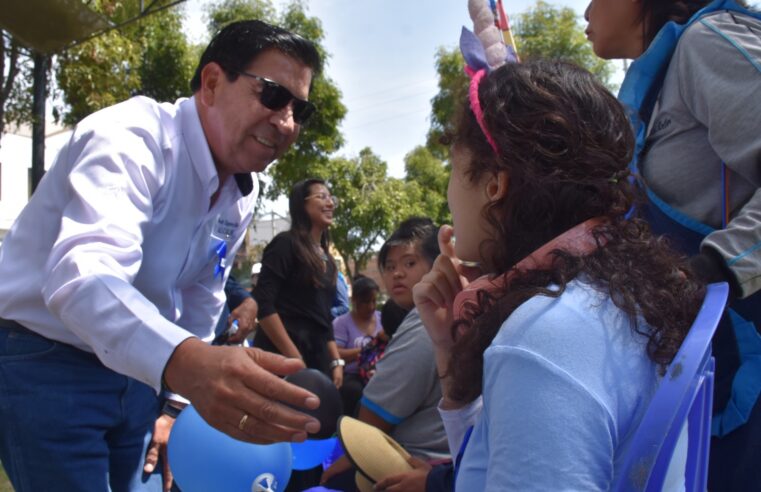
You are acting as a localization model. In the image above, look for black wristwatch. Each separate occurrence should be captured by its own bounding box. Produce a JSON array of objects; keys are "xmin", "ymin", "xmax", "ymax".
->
[{"xmin": 161, "ymin": 400, "xmax": 185, "ymax": 419}]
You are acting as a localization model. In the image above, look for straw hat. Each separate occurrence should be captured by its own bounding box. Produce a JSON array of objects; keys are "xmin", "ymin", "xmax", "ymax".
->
[
  {"xmin": 337, "ymin": 416, "xmax": 413, "ymax": 490},
  {"xmin": 355, "ymin": 472, "xmax": 374, "ymax": 492}
]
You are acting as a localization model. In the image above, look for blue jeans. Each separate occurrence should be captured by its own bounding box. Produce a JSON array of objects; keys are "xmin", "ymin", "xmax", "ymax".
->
[{"xmin": 0, "ymin": 323, "xmax": 164, "ymax": 491}]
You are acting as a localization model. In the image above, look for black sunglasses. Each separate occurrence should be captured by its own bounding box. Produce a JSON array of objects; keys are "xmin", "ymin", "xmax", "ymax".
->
[{"xmin": 236, "ymin": 71, "xmax": 316, "ymax": 125}]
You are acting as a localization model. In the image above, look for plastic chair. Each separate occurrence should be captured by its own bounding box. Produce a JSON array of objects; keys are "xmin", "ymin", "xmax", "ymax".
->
[{"xmin": 615, "ymin": 282, "xmax": 729, "ymax": 491}]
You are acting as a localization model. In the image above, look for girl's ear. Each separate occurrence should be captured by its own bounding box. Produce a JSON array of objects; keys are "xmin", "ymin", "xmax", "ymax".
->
[{"xmin": 485, "ymin": 171, "xmax": 509, "ymax": 203}]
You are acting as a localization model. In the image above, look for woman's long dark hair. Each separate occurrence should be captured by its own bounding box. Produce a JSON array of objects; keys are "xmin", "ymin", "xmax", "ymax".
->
[
  {"xmin": 447, "ymin": 60, "xmax": 705, "ymax": 403},
  {"xmin": 639, "ymin": 0, "xmax": 749, "ymax": 48},
  {"xmin": 289, "ymin": 178, "xmax": 336, "ymax": 288}
]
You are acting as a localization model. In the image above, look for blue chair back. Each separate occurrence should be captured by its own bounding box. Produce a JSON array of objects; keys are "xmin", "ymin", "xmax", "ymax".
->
[{"xmin": 615, "ymin": 282, "xmax": 728, "ymax": 491}]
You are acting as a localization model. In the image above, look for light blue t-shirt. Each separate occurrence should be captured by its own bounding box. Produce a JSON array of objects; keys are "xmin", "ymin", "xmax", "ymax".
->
[{"xmin": 456, "ymin": 280, "xmax": 661, "ymax": 491}]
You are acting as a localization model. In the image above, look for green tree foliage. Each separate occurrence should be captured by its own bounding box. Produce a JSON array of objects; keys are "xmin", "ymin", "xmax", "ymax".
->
[
  {"xmin": 206, "ymin": 0, "xmax": 275, "ymax": 36},
  {"xmin": 0, "ymin": 31, "xmax": 33, "ymax": 147},
  {"xmin": 426, "ymin": 0, "xmax": 616, "ymax": 161},
  {"xmin": 403, "ymin": 145, "xmax": 451, "ymax": 225},
  {"xmin": 514, "ymin": 0, "xmax": 614, "ymax": 87},
  {"xmin": 306, "ymin": 148, "xmax": 427, "ymax": 277},
  {"xmin": 55, "ymin": 1, "xmax": 194, "ymax": 126},
  {"xmin": 204, "ymin": 0, "xmax": 347, "ymax": 201},
  {"xmin": 138, "ymin": 9, "xmax": 197, "ymax": 103},
  {"xmin": 426, "ymin": 47, "xmax": 467, "ymax": 160}
]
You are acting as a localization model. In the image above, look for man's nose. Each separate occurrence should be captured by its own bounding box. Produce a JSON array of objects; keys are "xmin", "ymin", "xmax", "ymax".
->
[{"xmin": 270, "ymin": 104, "xmax": 297, "ymax": 134}]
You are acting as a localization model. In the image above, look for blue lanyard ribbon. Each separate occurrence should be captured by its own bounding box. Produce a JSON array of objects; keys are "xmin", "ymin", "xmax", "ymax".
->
[{"xmin": 213, "ymin": 240, "xmax": 227, "ymax": 279}]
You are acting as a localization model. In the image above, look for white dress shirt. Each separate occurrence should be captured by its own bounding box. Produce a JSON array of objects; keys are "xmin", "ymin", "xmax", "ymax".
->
[{"xmin": 0, "ymin": 96, "xmax": 257, "ymax": 392}]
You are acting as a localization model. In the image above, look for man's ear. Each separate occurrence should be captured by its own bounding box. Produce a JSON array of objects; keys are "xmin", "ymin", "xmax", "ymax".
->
[
  {"xmin": 198, "ymin": 62, "xmax": 223, "ymax": 107},
  {"xmin": 485, "ymin": 171, "xmax": 509, "ymax": 203}
]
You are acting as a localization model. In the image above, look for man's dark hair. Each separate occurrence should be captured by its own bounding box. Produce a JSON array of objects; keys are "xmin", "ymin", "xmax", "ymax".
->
[
  {"xmin": 190, "ymin": 19, "xmax": 322, "ymax": 92},
  {"xmin": 378, "ymin": 217, "xmax": 440, "ymax": 271}
]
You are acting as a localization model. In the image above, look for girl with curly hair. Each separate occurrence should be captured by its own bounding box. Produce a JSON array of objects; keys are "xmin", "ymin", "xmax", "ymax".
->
[
  {"xmin": 412, "ymin": 60, "xmax": 705, "ymax": 490},
  {"xmin": 585, "ymin": 1, "xmax": 761, "ymax": 488}
]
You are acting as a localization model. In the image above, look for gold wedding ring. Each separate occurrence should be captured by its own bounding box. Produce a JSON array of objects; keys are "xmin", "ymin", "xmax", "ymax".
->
[{"xmin": 238, "ymin": 413, "xmax": 249, "ymax": 431}]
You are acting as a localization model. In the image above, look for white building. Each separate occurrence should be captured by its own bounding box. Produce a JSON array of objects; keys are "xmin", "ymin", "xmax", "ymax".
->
[
  {"xmin": 0, "ymin": 122, "xmax": 72, "ymax": 243},
  {"xmin": 249, "ymin": 210, "xmax": 290, "ymax": 247}
]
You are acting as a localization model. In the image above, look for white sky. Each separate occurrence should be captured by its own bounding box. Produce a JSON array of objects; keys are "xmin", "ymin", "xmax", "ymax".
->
[{"xmin": 181, "ymin": 0, "xmax": 616, "ymax": 213}]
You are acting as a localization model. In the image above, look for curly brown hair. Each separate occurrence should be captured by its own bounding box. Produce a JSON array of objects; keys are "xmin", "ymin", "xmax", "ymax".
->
[{"xmin": 446, "ymin": 60, "xmax": 706, "ymax": 403}]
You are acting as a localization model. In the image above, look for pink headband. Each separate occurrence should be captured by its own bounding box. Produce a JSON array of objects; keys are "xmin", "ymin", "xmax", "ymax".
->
[{"xmin": 468, "ymin": 69, "xmax": 499, "ymax": 155}]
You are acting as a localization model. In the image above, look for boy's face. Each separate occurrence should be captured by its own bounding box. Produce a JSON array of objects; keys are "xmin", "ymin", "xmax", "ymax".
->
[{"xmin": 381, "ymin": 243, "xmax": 431, "ymax": 310}]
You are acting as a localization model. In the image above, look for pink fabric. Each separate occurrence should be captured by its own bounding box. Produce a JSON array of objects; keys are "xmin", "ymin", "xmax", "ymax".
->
[
  {"xmin": 468, "ymin": 69, "xmax": 499, "ymax": 155},
  {"xmin": 453, "ymin": 217, "xmax": 607, "ymax": 320}
]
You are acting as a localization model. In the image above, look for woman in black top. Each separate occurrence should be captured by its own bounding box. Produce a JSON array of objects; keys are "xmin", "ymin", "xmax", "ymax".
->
[{"xmin": 253, "ymin": 178, "xmax": 344, "ymax": 387}]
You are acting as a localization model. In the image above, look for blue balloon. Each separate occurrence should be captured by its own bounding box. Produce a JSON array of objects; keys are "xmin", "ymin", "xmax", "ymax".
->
[
  {"xmin": 290, "ymin": 437, "xmax": 339, "ymax": 470},
  {"xmin": 168, "ymin": 405, "xmax": 292, "ymax": 492}
]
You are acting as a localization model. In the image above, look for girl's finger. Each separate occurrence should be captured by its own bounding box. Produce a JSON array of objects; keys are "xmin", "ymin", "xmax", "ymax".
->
[{"xmin": 437, "ymin": 225, "xmax": 456, "ymax": 259}]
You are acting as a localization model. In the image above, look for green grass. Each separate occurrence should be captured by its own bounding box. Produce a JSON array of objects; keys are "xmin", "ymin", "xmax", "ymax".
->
[{"xmin": 0, "ymin": 467, "xmax": 13, "ymax": 491}]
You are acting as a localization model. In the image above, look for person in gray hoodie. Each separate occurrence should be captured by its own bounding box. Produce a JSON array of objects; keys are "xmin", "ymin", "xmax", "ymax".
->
[{"xmin": 585, "ymin": 1, "xmax": 761, "ymax": 489}]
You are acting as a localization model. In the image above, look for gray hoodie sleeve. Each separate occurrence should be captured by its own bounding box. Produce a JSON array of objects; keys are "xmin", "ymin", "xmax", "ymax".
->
[{"xmin": 675, "ymin": 12, "xmax": 761, "ymax": 298}]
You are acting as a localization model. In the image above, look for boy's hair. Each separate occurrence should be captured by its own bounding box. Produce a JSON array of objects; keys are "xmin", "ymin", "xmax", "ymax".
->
[
  {"xmin": 190, "ymin": 19, "xmax": 321, "ymax": 93},
  {"xmin": 380, "ymin": 299, "xmax": 409, "ymax": 339},
  {"xmin": 378, "ymin": 217, "xmax": 440, "ymax": 271}
]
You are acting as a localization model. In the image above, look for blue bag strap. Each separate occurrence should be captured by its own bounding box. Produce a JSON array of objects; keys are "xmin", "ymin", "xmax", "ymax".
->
[{"xmin": 452, "ymin": 425, "xmax": 474, "ymax": 486}]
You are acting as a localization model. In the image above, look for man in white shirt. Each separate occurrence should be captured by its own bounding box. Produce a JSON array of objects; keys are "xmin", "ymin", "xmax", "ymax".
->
[{"xmin": 0, "ymin": 20, "xmax": 322, "ymax": 491}]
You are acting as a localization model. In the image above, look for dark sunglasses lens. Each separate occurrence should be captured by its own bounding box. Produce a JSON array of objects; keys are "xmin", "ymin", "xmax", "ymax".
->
[
  {"xmin": 259, "ymin": 81, "xmax": 292, "ymax": 111},
  {"xmin": 259, "ymin": 79, "xmax": 316, "ymax": 124},
  {"xmin": 292, "ymin": 101, "xmax": 316, "ymax": 124}
]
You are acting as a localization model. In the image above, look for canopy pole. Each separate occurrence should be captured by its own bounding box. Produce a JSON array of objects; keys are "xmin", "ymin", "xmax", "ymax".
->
[{"xmin": 31, "ymin": 51, "xmax": 49, "ymax": 193}]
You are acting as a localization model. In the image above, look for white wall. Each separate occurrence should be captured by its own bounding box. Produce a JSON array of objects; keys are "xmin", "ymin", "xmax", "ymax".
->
[{"xmin": 0, "ymin": 127, "xmax": 72, "ymax": 241}]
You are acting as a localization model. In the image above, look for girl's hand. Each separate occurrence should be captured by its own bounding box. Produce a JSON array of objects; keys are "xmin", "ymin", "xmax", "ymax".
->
[
  {"xmin": 374, "ymin": 456, "xmax": 432, "ymax": 491},
  {"xmin": 320, "ymin": 455, "xmax": 352, "ymax": 484},
  {"xmin": 412, "ymin": 226, "xmax": 471, "ymax": 352},
  {"xmin": 332, "ymin": 365, "xmax": 344, "ymax": 389}
]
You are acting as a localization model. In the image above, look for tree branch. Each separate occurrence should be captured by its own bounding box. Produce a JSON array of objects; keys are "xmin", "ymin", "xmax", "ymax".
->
[{"xmin": 1, "ymin": 39, "xmax": 20, "ymax": 103}]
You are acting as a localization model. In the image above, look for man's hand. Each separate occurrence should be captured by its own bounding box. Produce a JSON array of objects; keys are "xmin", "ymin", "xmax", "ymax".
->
[
  {"xmin": 226, "ymin": 297, "xmax": 258, "ymax": 344},
  {"xmin": 374, "ymin": 456, "xmax": 432, "ymax": 491},
  {"xmin": 143, "ymin": 414, "xmax": 175, "ymax": 491},
  {"xmin": 163, "ymin": 338, "xmax": 321, "ymax": 444}
]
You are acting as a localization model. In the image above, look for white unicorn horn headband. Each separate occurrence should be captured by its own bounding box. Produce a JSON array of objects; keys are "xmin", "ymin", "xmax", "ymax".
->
[{"xmin": 460, "ymin": 0, "xmax": 519, "ymax": 154}]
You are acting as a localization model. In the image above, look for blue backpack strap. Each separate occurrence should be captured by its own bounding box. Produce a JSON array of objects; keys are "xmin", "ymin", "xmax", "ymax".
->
[
  {"xmin": 712, "ymin": 309, "xmax": 761, "ymax": 435},
  {"xmin": 619, "ymin": 0, "xmax": 755, "ymax": 175}
]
